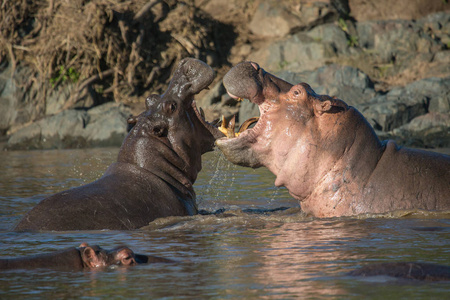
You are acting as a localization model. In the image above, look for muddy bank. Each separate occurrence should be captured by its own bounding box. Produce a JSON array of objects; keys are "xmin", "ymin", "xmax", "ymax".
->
[{"xmin": 1, "ymin": 0, "xmax": 449, "ymax": 150}]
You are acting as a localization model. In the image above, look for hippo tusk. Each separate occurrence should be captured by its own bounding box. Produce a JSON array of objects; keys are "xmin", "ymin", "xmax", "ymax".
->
[
  {"xmin": 218, "ymin": 115, "xmax": 259, "ymax": 137},
  {"xmin": 238, "ymin": 117, "xmax": 259, "ymax": 134},
  {"xmin": 218, "ymin": 115, "xmax": 229, "ymax": 136},
  {"xmin": 227, "ymin": 115, "xmax": 236, "ymax": 138}
]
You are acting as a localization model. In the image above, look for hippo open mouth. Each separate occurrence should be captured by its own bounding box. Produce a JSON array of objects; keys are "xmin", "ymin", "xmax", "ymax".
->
[
  {"xmin": 217, "ymin": 62, "xmax": 293, "ymax": 140},
  {"xmin": 215, "ymin": 62, "xmax": 294, "ymax": 168},
  {"xmin": 191, "ymin": 100, "xmax": 224, "ymax": 141}
]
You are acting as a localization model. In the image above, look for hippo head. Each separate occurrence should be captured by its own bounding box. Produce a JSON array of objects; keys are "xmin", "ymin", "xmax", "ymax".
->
[
  {"xmin": 120, "ymin": 58, "xmax": 224, "ymax": 183},
  {"xmin": 216, "ymin": 61, "xmax": 352, "ymax": 199},
  {"xmin": 80, "ymin": 244, "xmax": 142, "ymax": 268}
]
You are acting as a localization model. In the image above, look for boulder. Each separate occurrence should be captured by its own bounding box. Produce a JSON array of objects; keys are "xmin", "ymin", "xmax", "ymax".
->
[
  {"xmin": 355, "ymin": 76, "xmax": 450, "ymax": 132},
  {"xmin": 391, "ymin": 112, "xmax": 450, "ymax": 148},
  {"xmin": 0, "ymin": 64, "xmax": 42, "ymax": 135},
  {"xmin": 5, "ymin": 103, "xmax": 131, "ymax": 150},
  {"xmin": 248, "ymin": 1, "xmax": 340, "ymax": 38},
  {"xmin": 356, "ymin": 92, "xmax": 428, "ymax": 132},
  {"xmin": 248, "ymin": 32, "xmax": 337, "ymax": 73},
  {"xmin": 356, "ymin": 20, "xmax": 443, "ymax": 63}
]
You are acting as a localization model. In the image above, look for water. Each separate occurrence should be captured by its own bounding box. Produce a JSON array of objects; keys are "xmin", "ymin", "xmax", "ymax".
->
[{"xmin": 0, "ymin": 148, "xmax": 449, "ymax": 299}]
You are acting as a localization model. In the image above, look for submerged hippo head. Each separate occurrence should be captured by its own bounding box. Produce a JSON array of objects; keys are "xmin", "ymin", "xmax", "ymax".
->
[
  {"xmin": 80, "ymin": 243, "xmax": 142, "ymax": 268},
  {"xmin": 121, "ymin": 58, "xmax": 224, "ymax": 184},
  {"xmin": 0, "ymin": 243, "xmax": 172, "ymax": 271}
]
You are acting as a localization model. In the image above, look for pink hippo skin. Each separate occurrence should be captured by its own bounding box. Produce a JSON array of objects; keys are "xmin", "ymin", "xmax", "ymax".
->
[{"xmin": 216, "ymin": 61, "xmax": 450, "ymax": 217}]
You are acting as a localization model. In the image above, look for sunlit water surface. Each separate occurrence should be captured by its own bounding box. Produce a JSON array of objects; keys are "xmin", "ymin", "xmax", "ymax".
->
[{"xmin": 0, "ymin": 148, "xmax": 449, "ymax": 299}]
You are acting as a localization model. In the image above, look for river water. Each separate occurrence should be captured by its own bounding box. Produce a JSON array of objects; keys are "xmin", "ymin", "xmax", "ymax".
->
[{"xmin": 0, "ymin": 148, "xmax": 449, "ymax": 299}]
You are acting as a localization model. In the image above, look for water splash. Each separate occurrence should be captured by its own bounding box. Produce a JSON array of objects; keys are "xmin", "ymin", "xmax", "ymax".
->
[{"xmin": 197, "ymin": 150, "xmax": 240, "ymax": 211}]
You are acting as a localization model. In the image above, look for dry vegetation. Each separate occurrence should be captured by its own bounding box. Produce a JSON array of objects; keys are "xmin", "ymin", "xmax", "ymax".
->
[{"xmin": 0, "ymin": 0, "xmax": 236, "ymax": 109}]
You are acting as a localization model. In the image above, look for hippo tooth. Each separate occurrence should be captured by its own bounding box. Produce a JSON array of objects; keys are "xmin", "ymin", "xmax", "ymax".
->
[
  {"xmin": 237, "ymin": 97, "xmax": 244, "ymax": 102},
  {"xmin": 227, "ymin": 115, "xmax": 236, "ymax": 138},
  {"xmin": 218, "ymin": 115, "xmax": 228, "ymax": 136},
  {"xmin": 238, "ymin": 117, "xmax": 259, "ymax": 134}
]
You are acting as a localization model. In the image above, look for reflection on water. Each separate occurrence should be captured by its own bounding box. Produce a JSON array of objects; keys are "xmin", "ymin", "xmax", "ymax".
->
[{"xmin": 0, "ymin": 148, "xmax": 449, "ymax": 299}]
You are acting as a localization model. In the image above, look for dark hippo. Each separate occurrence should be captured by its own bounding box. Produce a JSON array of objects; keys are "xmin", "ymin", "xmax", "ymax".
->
[
  {"xmin": 348, "ymin": 262, "xmax": 450, "ymax": 281},
  {"xmin": 15, "ymin": 58, "xmax": 224, "ymax": 231},
  {"xmin": 0, "ymin": 243, "xmax": 172, "ymax": 271},
  {"xmin": 216, "ymin": 61, "xmax": 450, "ymax": 218}
]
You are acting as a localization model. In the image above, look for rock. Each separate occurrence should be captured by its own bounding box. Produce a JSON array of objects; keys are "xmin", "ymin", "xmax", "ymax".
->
[
  {"xmin": 356, "ymin": 92, "xmax": 428, "ymax": 132},
  {"xmin": 356, "ymin": 20, "xmax": 443, "ymax": 63},
  {"xmin": 44, "ymin": 84, "xmax": 76, "ymax": 116},
  {"xmin": 355, "ymin": 76, "xmax": 450, "ymax": 132},
  {"xmin": 0, "ymin": 64, "xmax": 43, "ymax": 135},
  {"xmin": 5, "ymin": 102, "xmax": 131, "ymax": 150},
  {"xmin": 6, "ymin": 109, "xmax": 87, "ymax": 150},
  {"xmin": 197, "ymin": 81, "xmax": 225, "ymax": 108},
  {"xmin": 391, "ymin": 112, "xmax": 450, "ymax": 148},
  {"xmin": 402, "ymin": 77, "xmax": 450, "ymax": 113},
  {"xmin": 306, "ymin": 23, "xmax": 353, "ymax": 56},
  {"xmin": 83, "ymin": 102, "xmax": 132, "ymax": 147},
  {"xmin": 248, "ymin": 1, "xmax": 302, "ymax": 38},
  {"xmin": 248, "ymin": 1, "xmax": 341, "ymax": 38},
  {"xmin": 349, "ymin": 0, "xmax": 450, "ymax": 22},
  {"xmin": 248, "ymin": 32, "xmax": 337, "ymax": 73}
]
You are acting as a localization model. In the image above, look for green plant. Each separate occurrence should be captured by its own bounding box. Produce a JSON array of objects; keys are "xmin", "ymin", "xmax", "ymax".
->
[
  {"xmin": 376, "ymin": 63, "xmax": 393, "ymax": 78},
  {"xmin": 278, "ymin": 60, "xmax": 289, "ymax": 69},
  {"xmin": 50, "ymin": 66, "xmax": 80, "ymax": 87},
  {"xmin": 338, "ymin": 18, "xmax": 348, "ymax": 33},
  {"xmin": 347, "ymin": 35, "xmax": 359, "ymax": 47}
]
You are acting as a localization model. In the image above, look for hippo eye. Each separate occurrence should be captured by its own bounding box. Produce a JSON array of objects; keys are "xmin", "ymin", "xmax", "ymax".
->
[{"xmin": 293, "ymin": 90, "xmax": 299, "ymax": 96}]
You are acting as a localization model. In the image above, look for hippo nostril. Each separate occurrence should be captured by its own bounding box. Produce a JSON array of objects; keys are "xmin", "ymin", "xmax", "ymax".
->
[{"xmin": 163, "ymin": 101, "xmax": 177, "ymax": 115}]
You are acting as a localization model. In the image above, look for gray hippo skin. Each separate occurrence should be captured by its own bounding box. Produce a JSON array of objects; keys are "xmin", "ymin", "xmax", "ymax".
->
[
  {"xmin": 348, "ymin": 262, "xmax": 450, "ymax": 281},
  {"xmin": 216, "ymin": 61, "xmax": 450, "ymax": 217},
  {"xmin": 15, "ymin": 58, "xmax": 224, "ymax": 230},
  {"xmin": 0, "ymin": 243, "xmax": 172, "ymax": 271}
]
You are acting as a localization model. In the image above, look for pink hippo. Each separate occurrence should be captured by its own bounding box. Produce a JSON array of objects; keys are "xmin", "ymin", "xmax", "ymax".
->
[{"xmin": 216, "ymin": 61, "xmax": 450, "ymax": 217}]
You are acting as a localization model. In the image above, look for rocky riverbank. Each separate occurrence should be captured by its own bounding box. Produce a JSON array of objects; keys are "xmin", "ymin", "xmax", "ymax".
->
[{"xmin": 1, "ymin": 0, "xmax": 449, "ymax": 150}]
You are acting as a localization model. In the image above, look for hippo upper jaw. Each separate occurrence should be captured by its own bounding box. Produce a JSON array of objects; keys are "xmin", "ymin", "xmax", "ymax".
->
[{"xmin": 216, "ymin": 61, "xmax": 293, "ymax": 168}]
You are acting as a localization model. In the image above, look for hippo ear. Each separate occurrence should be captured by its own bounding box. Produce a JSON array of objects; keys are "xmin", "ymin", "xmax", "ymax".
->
[
  {"xmin": 82, "ymin": 246, "xmax": 103, "ymax": 268},
  {"xmin": 314, "ymin": 96, "xmax": 348, "ymax": 116},
  {"xmin": 115, "ymin": 248, "xmax": 136, "ymax": 266}
]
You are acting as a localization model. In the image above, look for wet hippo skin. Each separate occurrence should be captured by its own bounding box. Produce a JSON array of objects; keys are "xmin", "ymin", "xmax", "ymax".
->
[
  {"xmin": 348, "ymin": 262, "xmax": 450, "ymax": 281},
  {"xmin": 14, "ymin": 58, "xmax": 224, "ymax": 231},
  {"xmin": 0, "ymin": 243, "xmax": 172, "ymax": 271},
  {"xmin": 216, "ymin": 61, "xmax": 450, "ymax": 218}
]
